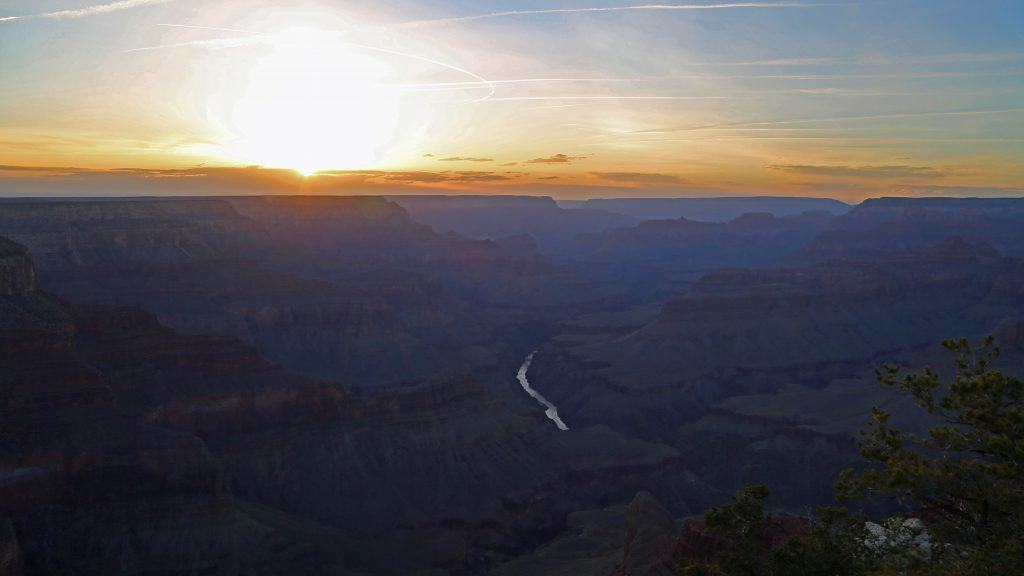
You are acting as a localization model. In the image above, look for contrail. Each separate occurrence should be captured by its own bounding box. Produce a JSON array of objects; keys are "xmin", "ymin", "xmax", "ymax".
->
[
  {"xmin": 390, "ymin": 78, "xmax": 645, "ymax": 95},
  {"xmin": 396, "ymin": 2, "xmax": 828, "ymax": 28},
  {"xmin": 342, "ymin": 41, "xmax": 496, "ymax": 102},
  {"xmin": 2, "ymin": 0, "xmax": 174, "ymax": 22},
  {"xmin": 126, "ymin": 26, "xmax": 497, "ymax": 102},
  {"xmin": 125, "ymin": 36, "xmax": 268, "ymax": 52},
  {"xmin": 683, "ymin": 52, "xmax": 1024, "ymax": 66},
  {"xmin": 157, "ymin": 23, "xmax": 257, "ymax": 34}
]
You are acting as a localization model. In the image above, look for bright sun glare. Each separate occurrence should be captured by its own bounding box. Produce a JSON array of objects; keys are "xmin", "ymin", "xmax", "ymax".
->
[{"xmin": 227, "ymin": 28, "xmax": 401, "ymax": 175}]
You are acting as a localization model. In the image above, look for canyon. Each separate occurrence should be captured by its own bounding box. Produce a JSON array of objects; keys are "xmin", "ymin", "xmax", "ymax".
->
[{"xmin": 2, "ymin": 195, "xmax": 1023, "ymax": 575}]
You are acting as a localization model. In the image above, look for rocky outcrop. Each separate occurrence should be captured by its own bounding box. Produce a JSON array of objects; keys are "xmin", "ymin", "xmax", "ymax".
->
[{"xmin": 620, "ymin": 492, "xmax": 678, "ymax": 576}]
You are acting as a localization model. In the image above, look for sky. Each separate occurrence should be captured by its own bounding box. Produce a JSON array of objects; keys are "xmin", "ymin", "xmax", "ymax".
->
[{"xmin": 1, "ymin": 0, "xmax": 1022, "ymax": 200}]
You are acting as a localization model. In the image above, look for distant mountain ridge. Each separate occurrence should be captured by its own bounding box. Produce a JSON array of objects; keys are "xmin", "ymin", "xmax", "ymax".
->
[
  {"xmin": 798, "ymin": 196, "xmax": 1024, "ymax": 261},
  {"xmin": 565, "ymin": 196, "xmax": 851, "ymax": 222},
  {"xmin": 558, "ymin": 210, "xmax": 836, "ymax": 301},
  {"xmin": 387, "ymin": 194, "xmax": 638, "ymax": 248}
]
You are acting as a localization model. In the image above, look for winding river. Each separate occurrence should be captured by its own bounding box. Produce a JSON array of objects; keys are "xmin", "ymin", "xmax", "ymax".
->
[{"xmin": 516, "ymin": 351, "xmax": 569, "ymax": 431}]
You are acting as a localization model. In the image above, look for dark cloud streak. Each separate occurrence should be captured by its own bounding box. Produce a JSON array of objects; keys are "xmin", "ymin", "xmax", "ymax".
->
[{"xmin": 525, "ymin": 154, "xmax": 586, "ymax": 164}]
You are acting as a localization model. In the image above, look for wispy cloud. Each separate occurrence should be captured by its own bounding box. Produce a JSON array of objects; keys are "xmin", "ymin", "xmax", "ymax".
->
[
  {"xmin": 438, "ymin": 157, "xmax": 494, "ymax": 162},
  {"xmin": 634, "ymin": 107, "xmax": 1024, "ymax": 134},
  {"xmin": 391, "ymin": 78, "xmax": 640, "ymax": 92},
  {"xmin": 678, "ymin": 52, "xmax": 1024, "ymax": 67},
  {"xmin": 692, "ymin": 57, "xmax": 840, "ymax": 66},
  {"xmin": 767, "ymin": 164, "xmax": 943, "ymax": 179},
  {"xmin": 319, "ymin": 170, "xmax": 518, "ymax": 183},
  {"xmin": 156, "ymin": 22, "xmax": 256, "ymax": 33},
  {"xmin": 525, "ymin": 154, "xmax": 587, "ymax": 164},
  {"xmin": 591, "ymin": 171, "xmax": 687, "ymax": 184},
  {"xmin": 2, "ymin": 0, "xmax": 174, "ymax": 22},
  {"xmin": 396, "ymin": 2, "xmax": 828, "ymax": 28},
  {"xmin": 0, "ymin": 164, "xmax": 89, "ymax": 174},
  {"xmin": 124, "ymin": 28, "xmax": 499, "ymax": 102},
  {"xmin": 889, "ymin": 185, "xmax": 1024, "ymax": 198},
  {"xmin": 486, "ymin": 95, "xmax": 729, "ymax": 102},
  {"xmin": 0, "ymin": 165, "xmax": 525, "ymax": 195}
]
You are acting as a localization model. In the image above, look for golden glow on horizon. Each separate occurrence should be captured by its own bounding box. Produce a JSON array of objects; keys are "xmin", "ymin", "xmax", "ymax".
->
[{"xmin": 224, "ymin": 28, "xmax": 401, "ymax": 175}]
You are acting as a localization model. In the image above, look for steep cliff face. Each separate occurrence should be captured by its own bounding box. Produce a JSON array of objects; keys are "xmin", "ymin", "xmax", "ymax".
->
[
  {"xmin": 228, "ymin": 196, "xmax": 620, "ymax": 308},
  {"xmin": 0, "ymin": 238, "xmax": 70, "ymax": 335},
  {"xmin": 0, "ymin": 198, "xmax": 268, "ymax": 269},
  {"xmin": 0, "ymin": 238, "xmax": 260, "ymax": 576},
  {"xmin": 0, "ymin": 238, "xmax": 35, "ymax": 296}
]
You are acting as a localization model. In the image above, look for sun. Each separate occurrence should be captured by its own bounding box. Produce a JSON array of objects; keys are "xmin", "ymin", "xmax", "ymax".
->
[{"xmin": 226, "ymin": 28, "xmax": 401, "ymax": 175}]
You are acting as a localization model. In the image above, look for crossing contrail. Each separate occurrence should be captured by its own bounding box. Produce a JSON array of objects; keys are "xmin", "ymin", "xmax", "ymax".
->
[
  {"xmin": 2, "ymin": 0, "xmax": 174, "ymax": 22},
  {"xmin": 396, "ymin": 2, "xmax": 829, "ymax": 28}
]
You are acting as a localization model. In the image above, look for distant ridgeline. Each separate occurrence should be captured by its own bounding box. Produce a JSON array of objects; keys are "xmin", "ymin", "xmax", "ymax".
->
[{"xmin": 561, "ymin": 196, "xmax": 852, "ymax": 221}]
